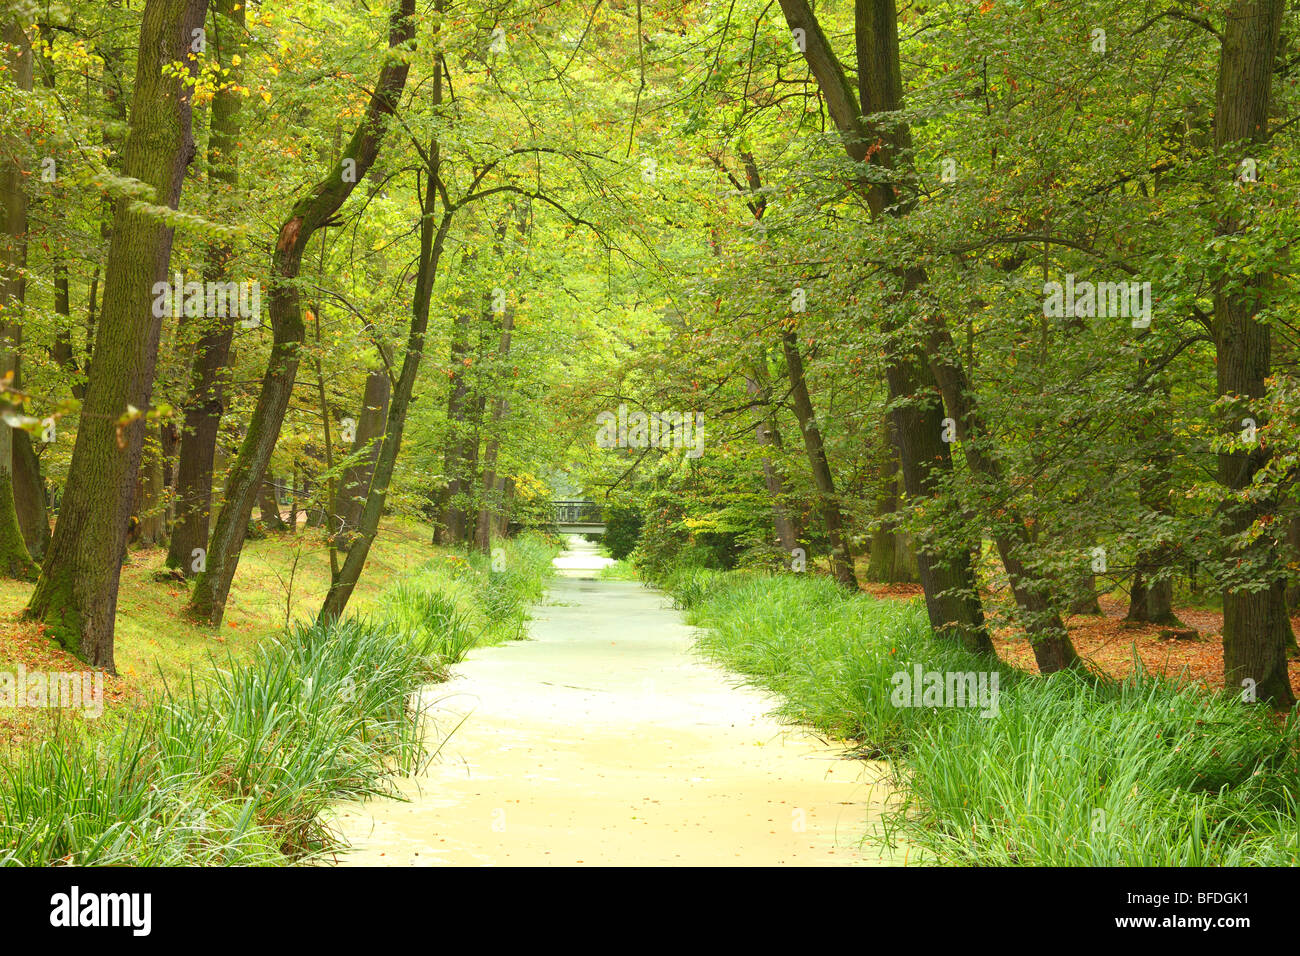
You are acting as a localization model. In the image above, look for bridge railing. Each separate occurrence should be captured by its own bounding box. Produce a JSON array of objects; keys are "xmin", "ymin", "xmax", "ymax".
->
[{"xmin": 553, "ymin": 499, "xmax": 603, "ymax": 525}]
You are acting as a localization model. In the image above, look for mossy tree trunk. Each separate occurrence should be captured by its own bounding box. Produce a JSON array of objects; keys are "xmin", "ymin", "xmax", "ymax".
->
[{"xmin": 23, "ymin": 0, "xmax": 209, "ymax": 668}]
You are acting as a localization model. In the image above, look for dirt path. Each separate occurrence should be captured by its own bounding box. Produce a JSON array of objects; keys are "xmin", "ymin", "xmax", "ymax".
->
[{"xmin": 331, "ymin": 539, "xmax": 902, "ymax": 866}]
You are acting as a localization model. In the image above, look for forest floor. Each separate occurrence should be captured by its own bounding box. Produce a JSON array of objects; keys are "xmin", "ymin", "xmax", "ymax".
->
[
  {"xmin": 0, "ymin": 517, "xmax": 436, "ymax": 753},
  {"xmin": 330, "ymin": 537, "xmax": 903, "ymax": 866},
  {"xmin": 861, "ymin": 582, "xmax": 1300, "ymax": 697}
]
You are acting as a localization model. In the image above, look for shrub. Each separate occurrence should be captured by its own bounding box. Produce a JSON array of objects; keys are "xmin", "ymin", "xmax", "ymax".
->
[{"xmin": 602, "ymin": 505, "xmax": 643, "ymax": 560}]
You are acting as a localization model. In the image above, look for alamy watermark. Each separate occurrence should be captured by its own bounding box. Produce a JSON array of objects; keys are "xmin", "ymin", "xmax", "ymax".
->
[
  {"xmin": 1043, "ymin": 273, "xmax": 1151, "ymax": 328},
  {"xmin": 595, "ymin": 403, "xmax": 705, "ymax": 458},
  {"xmin": 0, "ymin": 665, "xmax": 104, "ymax": 718},
  {"xmin": 50, "ymin": 886, "xmax": 150, "ymax": 936},
  {"xmin": 890, "ymin": 664, "xmax": 999, "ymax": 718}
]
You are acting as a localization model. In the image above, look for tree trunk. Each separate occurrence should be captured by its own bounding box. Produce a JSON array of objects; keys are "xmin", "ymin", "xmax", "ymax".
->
[
  {"xmin": 1213, "ymin": 0, "xmax": 1294, "ymax": 707},
  {"xmin": 1271, "ymin": 580, "xmax": 1298, "ymax": 657},
  {"xmin": 188, "ymin": 0, "xmax": 415, "ymax": 625},
  {"xmin": 1126, "ymin": 336, "xmax": 1181, "ymax": 624},
  {"xmin": 924, "ymin": 316, "xmax": 1081, "ymax": 672},
  {"xmin": 79, "ymin": 33, "xmax": 127, "ymax": 384},
  {"xmin": 0, "ymin": 17, "xmax": 38, "ymax": 580},
  {"xmin": 321, "ymin": 54, "xmax": 448, "ymax": 621},
  {"xmin": 166, "ymin": 0, "xmax": 244, "ymax": 575},
  {"xmin": 11, "ymin": 430, "xmax": 48, "ymax": 559},
  {"xmin": 40, "ymin": 26, "xmax": 84, "ymax": 406},
  {"xmin": 777, "ymin": 0, "xmax": 992, "ymax": 652},
  {"xmin": 496, "ymin": 476, "xmax": 515, "ymax": 537},
  {"xmin": 1069, "ymin": 575, "xmax": 1103, "ymax": 616},
  {"xmin": 133, "ymin": 432, "xmax": 166, "ymax": 546},
  {"xmin": 745, "ymin": 366, "xmax": 800, "ymax": 554},
  {"xmin": 35, "ymin": 27, "xmax": 82, "ymax": 586},
  {"xmin": 867, "ymin": 0, "xmax": 1065, "ymax": 664},
  {"xmin": 1126, "ymin": 558, "xmax": 1178, "ymax": 624},
  {"xmin": 1285, "ymin": 515, "xmax": 1300, "ymax": 610},
  {"xmin": 474, "ymin": 206, "xmax": 525, "ymax": 553},
  {"xmin": 24, "ymin": 0, "xmax": 208, "ymax": 668},
  {"xmin": 474, "ymin": 308, "xmax": 514, "ymax": 553},
  {"xmin": 440, "ymin": 294, "xmax": 476, "ymax": 546},
  {"xmin": 333, "ymin": 370, "xmax": 390, "ymax": 548},
  {"xmin": 160, "ymin": 418, "xmax": 179, "ymax": 530},
  {"xmin": 301, "ymin": 448, "xmax": 327, "ymax": 528},
  {"xmin": 781, "ymin": 330, "xmax": 857, "ymax": 590},
  {"xmin": 287, "ymin": 465, "xmax": 302, "ymax": 532},
  {"xmin": 884, "ymin": 327, "xmax": 992, "ymax": 654},
  {"xmin": 0, "ymin": 426, "xmax": 35, "ymax": 580},
  {"xmin": 866, "ymin": 421, "xmax": 917, "ymax": 583},
  {"xmin": 731, "ymin": 158, "xmax": 802, "ymax": 557},
  {"xmin": 258, "ymin": 474, "xmax": 287, "ymax": 532},
  {"xmin": 50, "ymin": 261, "xmax": 82, "ymax": 398}
]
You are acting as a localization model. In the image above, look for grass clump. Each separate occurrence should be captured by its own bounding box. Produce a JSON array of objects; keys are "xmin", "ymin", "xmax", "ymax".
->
[
  {"xmin": 385, "ymin": 532, "xmax": 558, "ymax": 650},
  {"xmin": 895, "ymin": 668, "xmax": 1298, "ymax": 865},
  {"xmin": 1, "ymin": 615, "xmax": 437, "ymax": 865},
  {"xmin": 388, "ymin": 584, "xmax": 478, "ymax": 666}
]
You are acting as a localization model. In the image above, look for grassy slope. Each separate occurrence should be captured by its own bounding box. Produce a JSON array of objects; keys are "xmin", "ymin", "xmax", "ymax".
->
[
  {"xmin": 0, "ymin": 530, "xmax": 558, "ymax": 865},
  {"xmin": 1, "ymin": 518, "xmax": 462, "ymax": 750}
]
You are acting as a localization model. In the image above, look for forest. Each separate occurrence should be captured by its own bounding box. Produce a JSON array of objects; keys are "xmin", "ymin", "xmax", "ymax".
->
[{"xmin": 0, "ymin": 0, "xmax": 1298, "ymax": 877}]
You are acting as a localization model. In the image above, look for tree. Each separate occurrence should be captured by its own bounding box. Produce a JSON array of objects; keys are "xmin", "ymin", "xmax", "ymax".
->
[
  {"xmin": 24, "ymin": 0, "xmax": 209, "ymax": 668},
  {"xmin": 166, "ymin": 0, "xmax": 244, "ymax": 577},
  {"xmin": 776, "ymin": 0, "xmax": 993, "ymax": 655},
  {"xmin": 1212, "ymin": 0, "xmax": 1294, "ymax": 708},
  {"xmin": 188, "ymin": 0, "xmax": 415, "ymax": 625},
  {"xmin": 0, "ymin": 13, "xmax": 39, "ymax": 580},
  {"xmin": 320, "ymin": 39, "xmax": 446, "ymax": 621}
]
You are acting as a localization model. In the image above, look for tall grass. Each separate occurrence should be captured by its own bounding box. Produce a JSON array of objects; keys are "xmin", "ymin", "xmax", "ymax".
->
[
  {"xmin": 0, "ymin": 724, "xmax": 283, "ymax": 866},
  {"xmin": 0, "ymin": 617, "xmax": 439, "ymax": 865},
  {"xmin": 676, "ymin": 571, "xmax": 1300, "ymax": 865},
  {"xmin": 898, "ymin": 669, "xmax": 1298, "ymax": 865},
  {"xmin": 0, "ymin": 533, "xmax": 557, "ymax": 866},
  {"xmin": 386, "ymin": 533, "xmax": 557, "ymax": 649},
  {"xmin": 388, "ymin": 584, "xmax": 478, "ymax": 666}
]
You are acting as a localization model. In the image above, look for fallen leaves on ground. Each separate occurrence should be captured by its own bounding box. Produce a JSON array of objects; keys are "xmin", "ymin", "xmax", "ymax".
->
[{"xmin": 865, "ymin": 585, "xmax": 1300, "ymax": 696}]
